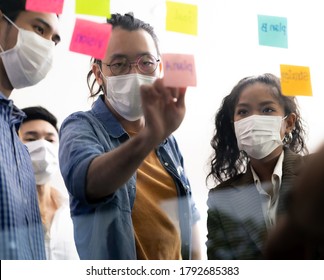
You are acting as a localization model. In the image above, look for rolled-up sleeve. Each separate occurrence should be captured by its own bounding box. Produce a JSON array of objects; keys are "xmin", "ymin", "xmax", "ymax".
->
[{"xmin": 59, "ymin": 113, "xmax": 104, "ymax": 205}]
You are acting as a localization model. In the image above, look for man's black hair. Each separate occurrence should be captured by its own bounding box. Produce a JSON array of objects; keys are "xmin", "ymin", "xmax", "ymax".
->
[
  {"xmin": 0, "ymin": 0, "xmax": 26, "ymax": 21},
  {"xmin": 21, "ymin": 106, "xmax": 58, "ymax": 132}
]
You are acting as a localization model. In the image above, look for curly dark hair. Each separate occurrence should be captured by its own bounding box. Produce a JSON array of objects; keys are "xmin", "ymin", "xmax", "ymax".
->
[
  {"xmin": 207, "ymin": 73, "xmax": 308, "ymax": 185},
  {"xmin": 86, "ymin": 12, "xmax": 160, "ymax": 98}
]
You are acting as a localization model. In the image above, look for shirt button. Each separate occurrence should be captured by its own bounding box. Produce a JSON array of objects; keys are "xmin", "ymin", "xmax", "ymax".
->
[{"xmin": 164, "ymin": 162, "xmax": 169, "ymax": 166}]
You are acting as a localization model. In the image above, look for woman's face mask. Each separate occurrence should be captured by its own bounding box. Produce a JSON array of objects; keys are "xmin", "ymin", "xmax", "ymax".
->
[
  {"xmin": 0, "ymin": 14, "xmax": 55, "ymax": 89},
  {"xmin": 234, "ymin": 115, "xmax": 286, "ymax": 159},
  {"xmin": 25, "ymin": 139, "xmax": 59, "ymax": 185}
]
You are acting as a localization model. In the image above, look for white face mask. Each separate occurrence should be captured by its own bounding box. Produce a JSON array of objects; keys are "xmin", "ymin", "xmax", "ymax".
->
[
  {"xmin": 0, "ymin": 14, "xmax": 55, "ymax": 89},
  {"xmin": 234, "ymin": 115, "xmax": 285, "ymax": 159},
  {"xmin": 25, "ymin": 139, "xmax": 59, "ymax": 185},
  {"xmin": 104, "ymin": 73, "xmax": 157, "ymax": 121}
]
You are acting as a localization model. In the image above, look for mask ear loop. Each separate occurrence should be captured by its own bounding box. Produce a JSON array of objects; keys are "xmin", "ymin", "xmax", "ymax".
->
[
  {"xmin": 2, "ymin": 13, "xmax": 19, "ymax": 29},
  {"xmin": 0, "ymin": 13, "xmax": 20, "ymax": 53},
  {"xmin": 92, "ymin": 60, "xmax": 106, "ymax": 94}
]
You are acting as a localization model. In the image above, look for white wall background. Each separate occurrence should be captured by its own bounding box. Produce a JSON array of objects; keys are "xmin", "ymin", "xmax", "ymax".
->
[{"xmin": 11, "ymin": 0, "xmax": 324, "ymax": 259}]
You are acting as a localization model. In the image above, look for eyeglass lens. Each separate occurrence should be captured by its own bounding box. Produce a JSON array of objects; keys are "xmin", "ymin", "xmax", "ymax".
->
[{"xmin": 108, "ymin": 54, "xmax": 159, "ymax": 75}]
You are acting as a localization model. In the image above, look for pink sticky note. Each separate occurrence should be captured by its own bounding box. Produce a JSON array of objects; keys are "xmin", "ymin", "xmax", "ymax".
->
[
  {"xmin": 162, "ymin": 54, "xmax": 196, "ymax": 87},
  {"xmin": 26, "ymin": 0, "xmax": 64, "ymax": 14},
  {"xmin": 69, "ymin": 18, "xmax": 112, "ymax": 60}
]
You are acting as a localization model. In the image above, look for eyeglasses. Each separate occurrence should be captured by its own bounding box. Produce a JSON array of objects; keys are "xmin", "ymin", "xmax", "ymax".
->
[{"xmin": 104, "ymin": 54, "xmax": 160, "ymax": 76}]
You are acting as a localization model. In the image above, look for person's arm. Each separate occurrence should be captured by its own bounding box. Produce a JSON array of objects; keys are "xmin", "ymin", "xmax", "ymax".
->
[
  {"xmin": 86, "ymin": 79, "xmax": 186, "ymax": 202},
  {"xmin": 191, "ymin": 222, "xmax": 202, "ymax": 259}
]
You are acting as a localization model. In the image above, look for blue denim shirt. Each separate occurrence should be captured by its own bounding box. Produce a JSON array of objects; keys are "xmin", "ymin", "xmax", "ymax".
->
[
  {"xmin": 59, "ymin": 95, "xmax": 200, "ymax": 260},
  {"xmin": 0, "ymin": 93, "xmax": 46, "ymax": 259}
]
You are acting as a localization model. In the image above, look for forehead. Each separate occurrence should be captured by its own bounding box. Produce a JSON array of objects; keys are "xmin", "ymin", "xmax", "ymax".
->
[
  {"xmin": 105, "ymin": 27, "xmax": 157, "ymax": 59},
  {"xmin": 236, "ymin": 82, "xmax": 280, "ymax": 105},
  {"xmin": 16, "ymin": 11, "xmax": 60, "ymax": 36},
  {"xmin": 20, "ymin": 119, "xmax": 57, "ymax": 134}
]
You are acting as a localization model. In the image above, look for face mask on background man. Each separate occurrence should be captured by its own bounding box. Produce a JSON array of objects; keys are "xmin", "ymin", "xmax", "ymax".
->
[
  {"xmin": 0, "ymin": 14, "xmax": 55, "ymax": 89},
  {"xmin": 25, "ymin": 139, "xmax": 59, "ymax": 185}
]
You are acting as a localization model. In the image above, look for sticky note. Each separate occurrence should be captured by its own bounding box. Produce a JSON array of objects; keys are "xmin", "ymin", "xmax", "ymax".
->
[
  {"xmin": 166, "ymin": 2, "xmax": 198, "ymax": 36},
  {"xmin": 258, "ymin": 15, "xmax": 288, "ymax": 48},
  {"xmin": 69, "ymin": 18, "xmax": 112, "ymax": 60},
  {"xmin": 75, "ymin": 0, "xmax": 110, "ymax": 18},
  {"xmin": 280, "ymin": 64, "xmax": 312, "ymax": 96},
  {"xmin": 162, "ymin": 54, "xmax": 196, "ymax": 87},
  {"xmin": 25, "ymin": 0, "xmax": 64, "ymax": 14}
]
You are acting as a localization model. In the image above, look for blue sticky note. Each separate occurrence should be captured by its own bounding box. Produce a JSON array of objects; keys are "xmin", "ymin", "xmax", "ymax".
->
[{"xmin": 258, "ymin": 15, "xmax": 288, "ymax": 48}]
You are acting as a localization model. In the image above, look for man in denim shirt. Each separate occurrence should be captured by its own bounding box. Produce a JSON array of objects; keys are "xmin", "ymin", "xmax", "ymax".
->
[
  {"xmin": 0, "ymin": 0, "xmax": 60, "ymax": 259},
  {"xmin": 59, "ymin": 13, "xmax": 201, "ymax": 260}
]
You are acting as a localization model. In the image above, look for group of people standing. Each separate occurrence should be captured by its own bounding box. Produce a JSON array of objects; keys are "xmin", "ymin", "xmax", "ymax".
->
[{"xmin": 1, "ymin": 0, "xmax": 322, "ymax": 260}]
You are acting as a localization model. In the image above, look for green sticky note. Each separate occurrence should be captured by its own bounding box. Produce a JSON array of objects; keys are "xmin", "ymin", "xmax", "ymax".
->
[
  {"xmin": 166, "ymin": 1, "xmax": 198, "ymax": 36},
  {"xmin": 258, "ymin": 15, "xmax": 288, "ymax": 48},
  {"xmin": 75, "ymin": 0, "xmax": 110, "ymax": 18}
]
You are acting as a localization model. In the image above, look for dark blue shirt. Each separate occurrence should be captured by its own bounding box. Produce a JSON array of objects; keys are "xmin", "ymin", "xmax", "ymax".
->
[
  {"xmin": 0, "ymin": 93, "xmax": 46, "ymax": 259},
  {"xmin": 59, "ymin": 95, "xmax": 200, "ymax": 260}
]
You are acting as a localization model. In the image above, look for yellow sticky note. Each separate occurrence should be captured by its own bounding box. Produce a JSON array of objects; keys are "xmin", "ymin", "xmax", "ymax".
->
[
  {"xmin": 166, "ymin": 1, "xmax": 198, "ymax": 36},
  {"xmin": 280, "ymin": 64, "xmax": 312, "ymax": 96},
  {"xmin": 75, "ymin": 0, "xmax": 110, "ymax": 18}
]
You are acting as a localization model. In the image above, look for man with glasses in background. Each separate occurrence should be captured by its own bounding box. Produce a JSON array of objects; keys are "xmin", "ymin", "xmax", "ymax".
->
[{"xmin": 59, "ymin": 12, "xmax": 201, "ymax": 260}]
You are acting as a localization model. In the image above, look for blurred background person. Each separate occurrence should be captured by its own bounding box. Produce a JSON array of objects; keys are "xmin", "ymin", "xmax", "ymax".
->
[
  {"xmin": 264, "ymin": 144, "xmax": 324, "ymax": 259},
  {"xmin": 18, "ymin": 106, "xmax": 79, "ymax": 260}
]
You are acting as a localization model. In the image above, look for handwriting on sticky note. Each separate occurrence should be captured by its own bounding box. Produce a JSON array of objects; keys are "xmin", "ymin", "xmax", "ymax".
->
[
  {"xmin": 280, "ymin": 64, "xmax": 312, "ymax": 96},
  {"xmin": 26, "ymin": 0, "xmax": 64, "ymax": 14},
  {"xmin": 162, "ymin": 54, "xmax": 196, "ymax": 88},
  {"xmin": 166, "ymin": 2, "xmax": 198, "ymax": 36},
  {"xmin": 258, "ymin": 15, "xmax": 288, "ymax": 48},
  {"xmin": 75, "ymin": 0, "xmax": 110, "ymax": 18},
  {"xmin": 69, "ymin": 18, "xmax": 112, "ymax": 60}
]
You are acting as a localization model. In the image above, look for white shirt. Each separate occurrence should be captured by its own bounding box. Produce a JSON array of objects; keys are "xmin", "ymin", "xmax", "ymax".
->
[
  {"xmin": 251, "ymin": 152, "xmax": 284, "ymax": 230},
  {"xmin": 44, "ymin": 200, "xmax": 79, "ymax": 260}
]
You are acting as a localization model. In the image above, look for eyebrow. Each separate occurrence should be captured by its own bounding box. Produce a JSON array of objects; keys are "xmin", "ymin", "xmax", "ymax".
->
[
  {"xmin": 236, "ymin": 100, "xmax": 277, "ymax": 107},
  {"xmin": 108, "ymin": 52, "xmax": 154, "ymax": 61},
  {"xmin": 23, "ymin": 131, "xmax": 56, "ymax": 137},
  {"xmin": 35, "ymin": 17, "xmax": 61, "ymax": 44}
]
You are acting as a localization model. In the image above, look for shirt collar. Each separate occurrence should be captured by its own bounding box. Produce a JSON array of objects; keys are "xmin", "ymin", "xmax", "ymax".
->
[
  {"xmin": 251, "ymin": 151, "xmax": 284, "ymax": 189},
  {"xmin": 91, "ymin": 94, "xmax": 127, "ymax": 139},
  {"xmin": 0, "ymin": 92, "xmax": 26, "ymax": 128}
]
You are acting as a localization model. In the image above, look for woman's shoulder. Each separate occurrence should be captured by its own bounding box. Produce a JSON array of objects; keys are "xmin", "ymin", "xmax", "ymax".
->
[{"xmin": 209, "ymin": 172, "xmax": 248, "ymax": 193}]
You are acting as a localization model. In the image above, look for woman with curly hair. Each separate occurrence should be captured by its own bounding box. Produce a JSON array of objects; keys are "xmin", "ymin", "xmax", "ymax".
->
[{"xmin": 206, "ymin": 73, "xmax": 308, "ymax": 259}]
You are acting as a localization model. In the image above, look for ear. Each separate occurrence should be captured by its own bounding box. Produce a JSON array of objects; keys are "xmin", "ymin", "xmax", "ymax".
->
[
  {"xmin": 285, "ymin": 113, "xmax": 297, "ymax": 133},
  {"xmin": 92, "ymin": 63, "xmax": 104, "ymax": 86}
]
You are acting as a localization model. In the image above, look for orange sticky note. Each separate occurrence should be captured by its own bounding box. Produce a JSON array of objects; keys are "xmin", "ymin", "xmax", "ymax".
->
[
  {"xmin": 162, "ymin": 54, "xmax": 196, "ymax": 87},
  {"xmin": 69, "ymin": 18, "xmax": 112, "ymax": 60},
  {"xmin": 280, "ymin": 64, "xmax": 312, "ymax": 96},
  {"xmin": 26, "ymin": 0, "xmax": 64, "ymax": 14}
]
